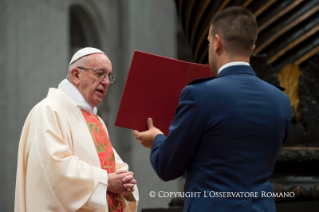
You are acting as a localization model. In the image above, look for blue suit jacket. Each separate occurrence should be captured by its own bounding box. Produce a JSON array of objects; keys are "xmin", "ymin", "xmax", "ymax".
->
[{"xmin": 150, "ymin": 65, "xmax": 291, "ymax": 212}]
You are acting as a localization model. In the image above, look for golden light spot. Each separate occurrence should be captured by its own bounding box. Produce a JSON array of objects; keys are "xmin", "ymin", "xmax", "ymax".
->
[{"xmin": 277, "ymin": 63, "xmax": 302, "ymax": 111}]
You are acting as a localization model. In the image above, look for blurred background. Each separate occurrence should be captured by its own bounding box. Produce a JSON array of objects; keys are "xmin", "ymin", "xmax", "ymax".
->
[{"xmin": 1, "ymin": 0, "xmax": 319, "ymax": 211}]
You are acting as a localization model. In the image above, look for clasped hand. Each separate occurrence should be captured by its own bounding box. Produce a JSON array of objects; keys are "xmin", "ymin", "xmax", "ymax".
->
[{"xmin": 107, "ymin": 170, "xmax": 137, "ymax": 196}]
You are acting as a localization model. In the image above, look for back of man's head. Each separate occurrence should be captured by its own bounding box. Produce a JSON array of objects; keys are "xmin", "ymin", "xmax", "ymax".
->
[{"xmin": 211, "ymin": 6, "xmax": 257, "ymax": 57}]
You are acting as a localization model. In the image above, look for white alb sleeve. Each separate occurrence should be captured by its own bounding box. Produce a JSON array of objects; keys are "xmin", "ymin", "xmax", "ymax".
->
[{"xmin": 83, "ymin": 169, "xmax": 108, "ymax": 209}]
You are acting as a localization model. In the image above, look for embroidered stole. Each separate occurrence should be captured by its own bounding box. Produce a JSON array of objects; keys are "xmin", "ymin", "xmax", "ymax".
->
[{"xmin": 81, "ymin": 110, "xmax": 123, "ymax": 212}]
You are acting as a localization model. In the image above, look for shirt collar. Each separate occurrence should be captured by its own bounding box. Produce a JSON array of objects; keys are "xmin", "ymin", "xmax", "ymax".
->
[
  {"xmin": 58, "ymin": 79, "xmax": 97, "ymax": 114},
  {"xmin": 218, "ymin": 61, "xmax": 250, "ymax": 75}
]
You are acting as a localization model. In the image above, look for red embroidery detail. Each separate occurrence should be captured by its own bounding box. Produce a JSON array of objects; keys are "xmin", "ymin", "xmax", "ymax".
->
[{"xmin": 81, "ymin": 110, "xmax": 123, "ymax": 212}]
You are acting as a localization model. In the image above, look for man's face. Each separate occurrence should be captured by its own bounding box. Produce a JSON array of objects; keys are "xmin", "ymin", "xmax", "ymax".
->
[
  {"xmin": 77, "ymin": 54, "xmax": 112, "ymax": 107},
  {"xmin": 207, "ymin": 26, "xmax": 218, "ymax": 76}
]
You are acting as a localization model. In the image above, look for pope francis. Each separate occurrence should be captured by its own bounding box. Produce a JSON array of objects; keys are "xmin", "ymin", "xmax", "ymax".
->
[{"xmin": 15, "ymin": 47, "xmax": 139, "ymax": 212}]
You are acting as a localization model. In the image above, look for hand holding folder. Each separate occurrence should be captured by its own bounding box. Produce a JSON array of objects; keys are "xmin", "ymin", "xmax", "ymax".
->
[{"xmin": 115, "ymin": 51, "xmax": 213, "ymax": 135}]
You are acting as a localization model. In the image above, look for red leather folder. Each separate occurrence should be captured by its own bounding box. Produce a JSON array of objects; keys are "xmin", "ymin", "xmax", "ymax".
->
[{"xmin": 115, "ymin": 51, "xmax": 213, "ymax": 135}]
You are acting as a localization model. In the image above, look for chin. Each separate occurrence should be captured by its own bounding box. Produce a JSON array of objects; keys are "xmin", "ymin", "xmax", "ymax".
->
[
  {"xmin": 93, "ymin": 101, "xmax": 102, "ymax": 107},
  {"xmin": 89, "ymin": 99, "xmax": 100, "ymax": 107}
]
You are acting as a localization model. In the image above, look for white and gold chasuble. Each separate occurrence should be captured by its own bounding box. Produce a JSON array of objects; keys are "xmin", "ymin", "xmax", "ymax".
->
[{"xmin": 15, "ymin": 88, "xmax": 138, "ymax": 212}]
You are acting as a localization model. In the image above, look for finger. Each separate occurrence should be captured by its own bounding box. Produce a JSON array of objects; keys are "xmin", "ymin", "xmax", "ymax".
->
[
  {"xmin": 116, "ymin": 169, "xmax": 128, "ymax": 174},
  {"xmin": 125, "ymin": 171, "xmax": 134, "ymax": 176},
  {"xmin": 123, "ymin": 183, "xmax": 135, "ymax": 191},
  {"xmin": 123, "ymin": 187, "xmax": 135, "ymax": 192},
  {"xmin": 133, "ymin": 130, "xmax": 140, "ymax": 138},
  {"xmin": 124, "ymin": 179, "xmax": 136, "ymax": 185},
  {"xmin": 128, "ymin": 179, "xmax": 137, "ymax": 184},
  {"xmin": 122, "ymin": 171, "xmax": 133, "ymax": 178},
  {"xmin": 123, "ymin": 177, "xmax": 136, "ymax": 184},
  {"xmin": 147, "ymin": 118, "xmax": 153, "ymax": 129},
  {"xmin": 122, "ymin": 189, "xmax": 134, "ymax": 196},
  {"xmin": 122, "ymin": 175, "xmax": 133, "ymax": 183}
]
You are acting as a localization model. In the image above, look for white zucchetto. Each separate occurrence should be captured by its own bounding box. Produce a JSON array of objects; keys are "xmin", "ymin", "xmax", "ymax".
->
[{"xmin": 69, "ymin": 47, "xmax": 105, "ymax": 65}]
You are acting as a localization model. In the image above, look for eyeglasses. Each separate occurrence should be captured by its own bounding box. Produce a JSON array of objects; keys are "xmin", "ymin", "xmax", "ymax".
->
[{"xmin": 77, "ymin": 67, "xmax": 116, "ymax": 83}]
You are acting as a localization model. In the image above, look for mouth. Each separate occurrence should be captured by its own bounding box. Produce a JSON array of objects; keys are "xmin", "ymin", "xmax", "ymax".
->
[
  {"xmin": 95, "ymin": 89, "xmax": 105, "ymax": 97},
  {"xmin": 96, "ymin": 89, "xmax": 104, "ymax": 94}
]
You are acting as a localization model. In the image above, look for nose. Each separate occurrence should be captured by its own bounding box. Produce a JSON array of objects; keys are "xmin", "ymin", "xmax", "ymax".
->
[{"xmin": 100, "ymin": 77, "xmax": 110, "ymax": 85}]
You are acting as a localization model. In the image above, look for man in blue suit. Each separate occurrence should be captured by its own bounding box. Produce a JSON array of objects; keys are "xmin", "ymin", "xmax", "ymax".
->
[{"xmin": 133, "ymin": 6, "xmax": 291, "ymax": 212}]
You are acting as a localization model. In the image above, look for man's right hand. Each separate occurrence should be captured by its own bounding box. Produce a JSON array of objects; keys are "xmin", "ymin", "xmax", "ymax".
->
[
  {"xmin": 107, "ymin": 171, "xmax": 136, "ymax": 195},
  {"xmin": 133, "ymin": 118, "xmax": 163, "ymax": 149}
]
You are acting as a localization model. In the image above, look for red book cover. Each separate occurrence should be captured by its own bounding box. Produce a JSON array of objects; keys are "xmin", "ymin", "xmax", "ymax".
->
[{"xmin": 115, "ymin": 51, "xmax": 213, "ymax": 135}]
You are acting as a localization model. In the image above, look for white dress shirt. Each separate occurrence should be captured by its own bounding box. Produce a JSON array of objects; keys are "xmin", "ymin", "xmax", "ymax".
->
[{"xmin": 218, "ymin": 61, "xmax": 250, "ymax": 75}]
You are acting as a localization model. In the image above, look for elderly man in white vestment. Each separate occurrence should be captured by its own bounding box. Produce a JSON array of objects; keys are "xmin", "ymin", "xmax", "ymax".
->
[{"xmin": 15, "ymin": 47, "xmax": 139, "ymax": 212}]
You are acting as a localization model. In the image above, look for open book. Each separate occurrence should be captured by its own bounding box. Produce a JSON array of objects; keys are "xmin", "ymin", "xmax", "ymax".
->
[{"xmin": 115, "ymin": 51, "xmax": 213, "ymax": 135}]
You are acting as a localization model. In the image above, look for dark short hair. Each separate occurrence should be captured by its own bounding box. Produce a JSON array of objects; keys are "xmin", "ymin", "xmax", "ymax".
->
[{"xmin": 210, "ymin": 6, "xmax": 257, "ymax": 56}]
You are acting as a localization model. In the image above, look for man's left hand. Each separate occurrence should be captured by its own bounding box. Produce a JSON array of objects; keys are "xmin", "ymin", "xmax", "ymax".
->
[{"xmin": 133, "ymin": 118, "xmax": 163, "ymax": 149}]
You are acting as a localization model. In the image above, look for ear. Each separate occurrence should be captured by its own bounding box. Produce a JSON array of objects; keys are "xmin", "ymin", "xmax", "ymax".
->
[
  {"xmin": 215, "ymin": 34, "xmax": 223, "ymax": 55},
  {"xmin": 252, "ymin": 44, "xmax": 255, "ymax": 52},
  {"xmin": 70, "ymin": 68, "xmax": 81, "ymax": 85}
]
